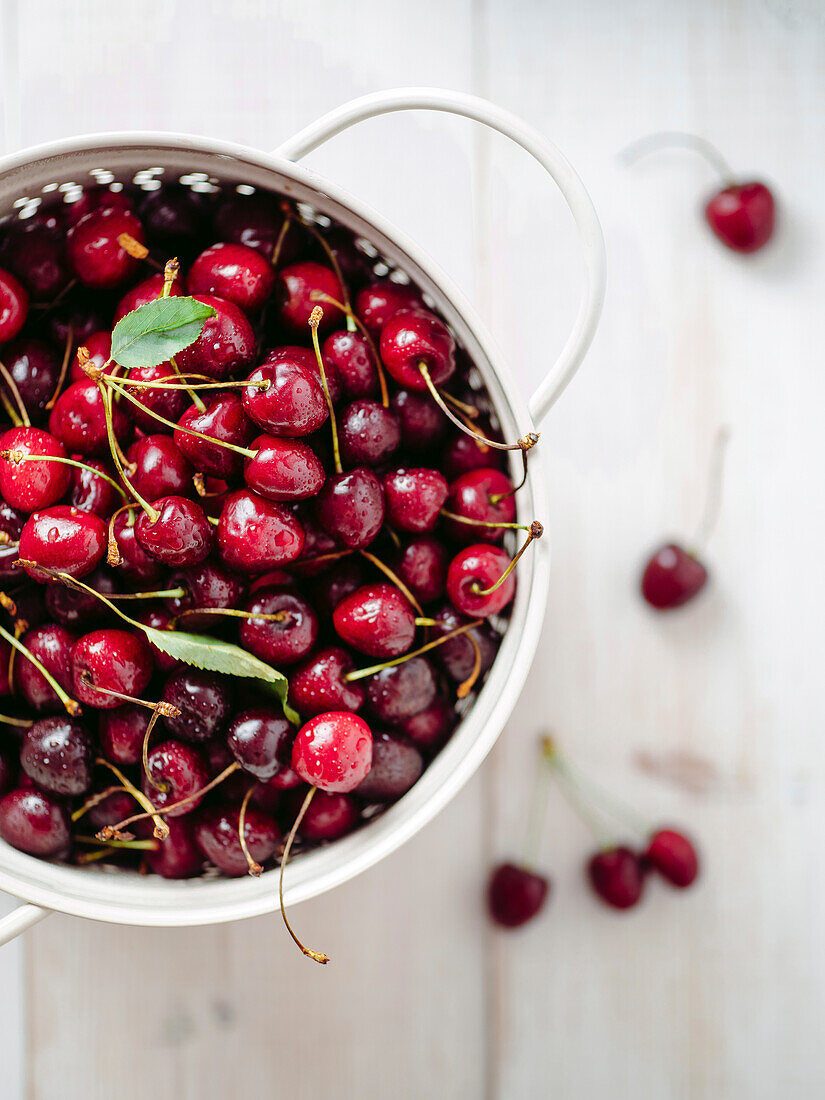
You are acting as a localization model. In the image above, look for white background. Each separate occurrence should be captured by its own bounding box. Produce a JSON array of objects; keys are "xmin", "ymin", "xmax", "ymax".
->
[{"xmin": 2, "ymin": 0, "xmax": 824, "ymax": 1097}]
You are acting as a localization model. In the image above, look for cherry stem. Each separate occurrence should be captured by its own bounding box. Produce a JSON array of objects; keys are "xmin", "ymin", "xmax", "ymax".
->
[
  {"xmin": 0, "ymin": 451, "xmax": 128, "ymax": 500},
  {"xmin": 16, "ymin": 566, "xmax": 146, "ymax": 636},
  {"xmin": 141, "ymin": 708, "xmax": 166, "ymax": 793},
  {"xmin": 490, "ymin": 451, "xmax": 529, "ymax": 504},
  {"xmin": 108, "ymin": 587, "xmax": 187, "ymax": 601},
  {"xmin": 71, "ymin": 784, "xmax": 130, "ymax": 824},
  {"xmin": 117, "ymin": 232, "xmax": 149, "ymax": 261},
  {"xmin": 169, "ymin": 606, "xmax": 291, "ymax": 629},
  {"xmin": 295, "ymin": 215, "xmax": 355, "ymax": 332},
  {"xmin": 414, "ymin": 617, "xmax": 436, "ymax": 627},
  {"xmin": 238, "ymin": 785, "xmax": 263, "ymax": 876},
  {"xmin": 0, "ymin": 357, "xmax": 30, "ymax": 427},
  {"xmin": 79, "ymin": 671, "xmax": 180, "ymax": 719},
  {"xmin": 618, "ymin": 131, "xmax": 735, "ymax": 185},
  {"xmin": 76, "ymin": 835, "xmax": 159, "ymax": 853},
  {"xmin": 359, "ymin": 549, "xmax": 424, "ymax": 616},
  {"xmin": 107, "ymin": 502, "xmax": 137, "ymax": 565},
  {"xmin": 0, "ymin": 388, "xmax": 22, "ymax": 428},
  {"xmin": 270, "ymin": 215, "xmax": 292, "ymax": 269},
  {"xmin": 439, "ymin": 509, "xmax": 532, "ymax": 533},
  {"xmin": 541, "ymin": 736, "xmax": 613, "ymax": 850},
  {"xmin": 521, "ymin": 735, "xmax": 556, "ymax": 870},
  {"xmin": 97, "ymin": 381, "xmax": 159, "ymax": 523},
  {"xmin": 456, "ymin": 631, "xmax": 483, "ymax": 699},
  {"xmin": 98, "ymin": 761, "xmax": 241, "ymax": 840},
  {"xmin": 443, "ymin": 391, "xmax": 480, "ymax": 419},
  {"xmin": 310, "ymin": 291, "xmax": 389, "ymax": 407},
  {"xmin": 346, "ymin": 619, "xmax": 484, "ymax": 682},
  {"xmin": 0, "ymin": 621, "xmax": 80, "ymax": 715},
  {"xmin": 0, "ymin": 712, "xmax": 33, "ymax": 728},
  {"xmin": 309, "ymin": 306, "xmax": 342, "ymax": 474},
  {"xmin": 419, "ymin": 362, "xmax": 539, "ymax": 454},
  {"xmin": 95, "ymin": 757, "xmax": 169, "ymax": 841},
  {"xmin": 279, "ymin": 785, "xmax": 330, "ymax": 965},
  {"xmin": 471, "ymin": 521, "xmax": 544, "ymax": 597},
  {"xmin": 106, "ymin": 373, "xmax": 267, "ymax": 393},
  {"xmin": 691, "ymin": 426, "xmax": 731, "ymax": 555},
  {"xmin": 45, "ymin": 321, "xmax": 74, "ymax": 411}
]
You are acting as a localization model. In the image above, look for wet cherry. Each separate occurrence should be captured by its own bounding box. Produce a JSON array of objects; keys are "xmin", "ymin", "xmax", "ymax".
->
[
  {"xmin": 333, "ymin": 583, "xmax": 416, "ymax": 659},
  {"xmin": 134, "ymin": 496, "xmax": 214, "ymax": 567},
  {"xmin": 19, "ymin": 505, "xmax": 107, "ymax": 581},
  {"xmin": 66, "ymin": 207, "xmax": 146, "ymax": 288},
  {"xmin": 379, "ymin": 308, "xmax": 456, "ymax": 391},
  {"xmin": 0, "ymin": 427, "xmax": 70, "ymax": 512},
  {"xmin": 227, "ymin": 706, "xmax": 292, "ymax": 781},
  {"xmin": 187, "ymin": 242, "xmax": 275, "ymax": 313},
  {"xmin": 292, "ymin": 711, "xmax": 373, "ymax": 792},
  {"xmin": 20, "ymin": 715, "xmax": 93, "ymax": 796},
  {"xmin": 0, "ymin": 787, "xmax": 70, "ymax": 857},
  {"xmin": 290, "ymin": 647, "xmax": 365, "ymax": 718},
  {"xmin": 71, "ymin": 628, "xmax": 153, "ymax": 709},
  {"xmin": 217, "ymin": 488, "xmax": 305, "ymax": 572}
]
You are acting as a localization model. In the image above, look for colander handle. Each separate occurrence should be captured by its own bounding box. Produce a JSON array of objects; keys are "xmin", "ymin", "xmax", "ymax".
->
[
  {"xmin": 0, "ymin": 902, "xmax": 49, "ymax": 945},
  {"xmin": 276, "ymin": 87, "xmax": 605, "ymax": 425}
]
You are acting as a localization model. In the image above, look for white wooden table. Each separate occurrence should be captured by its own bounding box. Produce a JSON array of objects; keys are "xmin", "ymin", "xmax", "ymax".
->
[{"xmin": 2, "ymin": 1, "xmax": 824, "ymax": 1096}]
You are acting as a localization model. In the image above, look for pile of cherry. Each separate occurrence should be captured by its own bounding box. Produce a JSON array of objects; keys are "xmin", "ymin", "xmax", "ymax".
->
[{"xmin": 0, "ymin": 182, "xmax": 539, "ymax": 960}]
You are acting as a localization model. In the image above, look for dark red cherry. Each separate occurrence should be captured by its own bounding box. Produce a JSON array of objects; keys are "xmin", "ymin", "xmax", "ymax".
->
[
  {"xmin": 175, "ymin": 294, "xmax": 256, "ymax": 381},
  {"xmin": 242, "ymin": 351, "xmax": 328, "ymax": 437},
  {"xmin": 45, "ymin": 567, "xmax": 117, "ymax": 628},
  {"xmin": 143, "ymin": 740, "xmax": 209, "ymax": 817},
  {"xmin": 0, "ymin": 339, "xmax": 59, "ymax": 419},
  {"xmin": 354, "ymin": 731, "xmax": 423, "ymax": 802},
  {"xmin": 322, "ymin": 330, "xmax": 378, "ymax": 399},
  {"xmin": 138, "ymin": 187, "xmax": 205, "ymax": 245},
  {"xmin": 0, "ymin": 222, "xmax": 69, "ymax": 302},
  {"xmin": 123, "ymin": 362, "xmax": 189, "ymax": 433},
  {"xmin": 355, "ymin": 281, "xmax": 422, "ymax": 333},
  {"xmin": 379, "ymin": 308, "xmax": 455, "ymax": 391},
  {"xmin": 431, "ymin": 604, "xmax": 497, "ymax": 684},
  {"xmin": 0, "ymin": 267, "xmax": 28, "ymax": 342},
  {"xmin": 227, "ymin": 706, "xmax": 292, "ymax": 780},
  {"xmin": 7, "ymin": 588, "xmax": 48, "ymax": 630},
  {"xmin": 291, "ymin": 647, "xmax": 365, "ymax": 718},
  {"xmin": 239, "ymin": 587, "xmax": 318, "ymax": 667},
  {"xmin": 187, "ymin": 242, "xmax": 275, "ymax": 313},
  {"xmin": 0, "ymin": 749, "xmax": 15, "ymax": 796},
  {"xmin": 71, "ymin": 628, "xmax": 153, "ymax": 709},
  {"xmin": 310, "ymin": 558, "xmax": 365, "ymax": 617},
  {"xmin": 442, "ymin": 431, "xmax": 505, "ymax": 480},
  {"xmin": 488, "ymin": 863, "xmax": 550, "ymax": 928},
  {"xmin": 365, "ymin": 657, "xmax": 436, "ymax": 723},
  {"xmin": 217, "ymin": 488, "xmax": 305, "ymax": 573},
  {"xmin": 67, "ymin": 455, "xmax": 121, "ymax": 518},
  {"xmin": 641, "ymin": 543, "xmax": 707, "ymax": 609},
  {"xmin": 49, "ymin": 378, "xmax": 132, "ymax": 457},
  {"xmin": 0, "ymin": 426, "xmax": 70, "ymax": 511},
  {"xmin": 165, "ymin": 559, "xmax": 246, "ymax": 631},
  {"xmin": 66, "ymin": 187, "xmax": 133, "ymax": 225},
  {"xmin": 391, "ymin": 389, "xmax": 447, "ymax": 454},
  {"xmin": 0, "ymin": 501, "xmax": 25, "ymax": 583},
  {"xmin": 15, "ymin": 623, "xmax": 77, "ymax": 711},
  {"xmin": 161, "ymin": 668, "xmax": 233, "ymax": 743},
  {"xmin": 135, "ymin": 496, "xmax": 214, "ymax": 566},
  {"xmin": 395, "ymin": 536, "xmax": 448, "ymax": 605},
  {"xmin": 67, "ymin": 207, "xmax": 146, "ymax": 288},
  {"xmin": 333, "ymin": 583, "xmax": 416, "ymax": 658},
  {"xmin": 20, "ymin": 715, "xmax": 93, "ymax": 796},
  {"xmin": 19, "ymin": 505, "xmax": 107, "ymax": 581},
  {"xmin": 0, "ymin": 787, "xmax": 70, "ymax": 857},
  {"xmin": 645, "ymin": 828, "xmax": 699, "ymax": 888},
  {"xmin": 319, "ymin": 228, "xmax": 374, "ymax": 286},
  {"xmin": 397, "ymin": 695, "xmax": 456, "ymax": 751},
  {"xmin": 245, "ymin": 435, "xmax": 325, "ymax": 501},
  {"xmin": 445, "ymin": 467, "xmax": 516, "ymax": 542},
  {"xmin": 194, "ymin": 802, "xmax": 280, "ymax": 876},
  {"xmin": 295, "ymin": 789, "xmax": 357, "ymax": 840},
  {"xmin": 111, "ymin": 509, "xmax": 164, "ymax": 586},
  {"xmin": 126, "ymin": 435, "xmax": 193, "ymax": 501},
  {"xmin": 136, "ymin": 607, "xmax": 179, "ymax": 672},
  {"xmin": 446, "ymin": 543, "xmax": 515, "ymax": 618},
  {"xmin": 315, "ymin": 467, "xmax": 384, "ymax": 549},
  {"xmin": 174, "ymin": 392, "xmax": 253, "ymax": 479},
  {"xmin": 99, "ymin": 703, "xmax": 151, "ymax": 766},
  {"xmin": 146, "ymin": 816, "xmax": 203, "ymax": 878},
  {"xmin": 276, "ymin": 261, "xmax": 343, "ymax": 333},
  {"xmin": 112, "ymin": 271, "xmax": 184, "ymax": 325},
  {"xmin": 86, "ymin": 788, "xmax": 139, "ymax": 832},
  {"xmin": 339, "ymin": 400, "xmax": 401, "ymax": 468},
  {"xmin": 384, "ymin": 468, "xmax": 448, "ymax": 532},
  {"xmin": 48, "ymin": 300, "xmax": 106, "ymax": 348},
  {"xmin": 588, "ymin": 847, "xmax": 645, "ymax": 909},
  {"xmin": 292, "ymin": 711, "xmax": 373, "ymax": 792},
  {"xmin": 68, "ymin": 330, "xmax": 112, "ymax": 382},
  {"xmin": 214, "ymin": 192, "xmax": 294, "ymax": 262},
  {"xmin": 705, "ymin": 182, "xmax": 775, "ymax": 253}
]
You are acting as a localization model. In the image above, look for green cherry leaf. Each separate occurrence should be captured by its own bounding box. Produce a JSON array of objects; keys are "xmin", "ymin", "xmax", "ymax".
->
[{"xmin": 110, "ymin": 296, "xmax": 216, "ymax": 369}]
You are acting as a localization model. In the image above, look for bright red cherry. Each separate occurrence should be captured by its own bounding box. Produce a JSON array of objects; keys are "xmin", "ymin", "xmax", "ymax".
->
[
  {"xmin": 322, "ymin": 330, "xmax": 378, "ymax": 399},
  {"xmin": 66, "ymin": 207, "xmax": 146, "ymax": 288},
  {"xmin": 446, "ymin": 543, "xmax": 515, "ymax": 618},
  {"xmin": 15, "ymin": 623, "xmax": 77, "ymax": 711},
  {"xmin": 123, "ymin": 362, "xmax": 189, "ymax": 433},
  {"xmin": 49, "ymin": 378, "xmax": 132, "ymax": 457},
  {"xmin": 126, "ymin": 435, "xmax": 193, "ymax": 501},
  {"xmin": 194, "ymin": 802, "xmax": 280, "ymax": 876},
  {"xmin": 645, "ymin": 828, "xmax": 699, "ymax": 887},
  {"xmin": 217, "ymin": 488, "xmax": 305, "ymax": 572},
  {"xmin": 315, "ymin": 467, "xmax": 384, "ymax": 549},
  {"xmin": 292, "ymin": 711, "xmax": 373, "ymax": 793},
  {"xmin": 487, "ymin": 863, "xmax": 550, "ymax": 928},
  {"xmin": 383, "ymin": 468, "xmax": 448, "ymax": 533},
  {"xmin": 640, "ymin": 543, "xmax": 707, "ymax": 610},
  {"xmin": 290, "ymin": 647, "xmax": 365, "ymax": 718},
  {"xmin": 276, "ymin": 261, "xmax": 343, "ymax": 333},
  {"xmin": 135, "ymin": 496, "xmax": 214, "ymax": 566},
  {"xmin": 113, "ymin": 271, "xmax": 184, "ymax": 324},
  {"xmin": 244, "ymin": 435, "xmax": 325, "ymax": 501},
  {"xmin": 0, "ymin": 787, "xmax": 70, "ymax": 857},
  {"xmin": 705, "ymin": 182, "xmax": 775, "ymax": 253},
  {"xmin": 174, "ymin": 392, "xmax": 253, "ymax": 479},
  {"xmin": 396, "ymin": 536, "xmax": 448, "ymax": 605},
  {"xmin": 333, "ymin": 583, "xmax": 416, "ymax": 659},
  {"xmin": 588, "ymin": 847, "xmax": 645, "ymax": 910},
  {"xmin": 355, "ymin": 281, "xmax": 422, "ymax": 333},
  {"xmin": 242, "ymin": 350, "xmax": 328, "ymax": 437},
  {"xmin": 174, "ymin": 294, "xmax": 256, "ymax": 381},
  {"xmin": 0, "ymin": 266, "xmax": 29, "ymax": 342},
  {"xmin": 19, "ymin": 505, "xmax": 107, "ymax": 581},
  {"xmin": 444, "ymin": 467, "xmax": 516, "ymax": 542},
  {"xmin": 379, "ymin": 308, "xmax": 455, "ymax": 391},
  {"xmin": 71, "ymin": 628, "xmax": 153, "ymax": 709},
  {"xmin": 143, "ymin": 740, "xmax": 209, "ymax": 818},
  {"xmin": 0, "ymin": 427, "xmax": 70, "ymax": 511},
  {"xmin": 187, "ymin": 242, "xmax": 275, "ymax": 313}
]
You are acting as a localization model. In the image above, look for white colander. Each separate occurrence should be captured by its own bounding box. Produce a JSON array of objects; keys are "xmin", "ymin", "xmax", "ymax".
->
[{"xmin": 0, "ymin": 88, "xmax": 605, "ymax": 944}]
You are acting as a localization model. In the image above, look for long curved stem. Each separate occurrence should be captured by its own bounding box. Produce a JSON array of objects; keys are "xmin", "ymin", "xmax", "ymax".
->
[
  {"xmin": 618, "ymin": 131, "xmax": 735, "ymax": 184},
  {"xmin": 309, "ymin": 307, "xmax": 342, "ymax": 474},
  {"xmin": 419, "ymin": 362, "xmax": 538, "ymax": 454},
  {"xmin": 279, "ymin": 786, "xmax": 329, "ymax": 965}
]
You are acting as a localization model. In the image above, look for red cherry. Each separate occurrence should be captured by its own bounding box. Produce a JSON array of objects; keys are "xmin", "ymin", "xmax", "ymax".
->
[
  {"xmin": 354, "ymin": 731, "xmax": 423, "ymax": 802},
  {"xmin": 134, "ymin": 496, "xmax": 214, "ymax": 567},
  {"xmin": 276, "ymin": 261, "xmax": 343, "ymax": 333},
  {"xmin": 0, "ymin": 222, "xmax": 70, "ymax": 302},
  {"xmin": 587, "ymin": 847, "xmax": 645, "ymax": 910},
  {"xmin": 21, "ymin": 715, "xmax": 93, "ymax": 796},
  {"xmin": 339, "ymin": 400, "xmax": 401, "ymax": 468},
  {"xmin": 291, "ymin": 711, "xmax": 373, "ymax": 793},
  {"xmin": 214, "ymin": 192, "xmax": 293, "ymax": 262},
  {"xmin": 0, "ymin": 427, "xmax": 70, "ymax": 511},
  {"xmin": 383, "ymin": 468, "xmax": 448, "ymax": 533},
  {"xmin": 645, "ymin": 828, "xmax": 699, "ymax": 887},
  {"xmin": 146, "ymin": 817, "xmax": 203, "ymax": 879},
  {"xmin": 444, "ymin": 467, "xmax": 516, "ymax": 542},
  {"xmin": 227, "ymin": 706, "xmax": 292, "ymax": 781},
  {"xmin": 239, "ymin": 587, "xmax": 318, "ymax": 667},
  {"xmin": 68, "ymin": 330, "xmax": 112, "ymax": 382},
  {"xmin": 15, "ymin": 623, "xmax": 77, "ymax": 712},
  {"xmin": 379, "ymin": 308, "xmax": 455, "ymax": 391},
  {"xmin": 165, "ymin": 560, "xmax": 247, "ymax": 631},
  {"xmin": 187, "ymin": 242, "xmax": 275, "ymax": 313},
  {"xmin": 315, "ymin": 467, "xmax": 385, "ymax": 549},
  {"xmin": 123, "ymin": 362, "xmax": 189, "ymax": 433},
  {"xmin": 111, "ymin": 509, "xmax": 164, "ymax": 586},
  {"xmin": 143, "ymin": 740, "xmax": 209, "ymax": 818},
  {"xmin": 0, "ymin": 339, "xmax": 59, "ymax": 419},
  {"xmin": 0, "ymin": 787, "xmax": 70, "ymax": 857},
  {"xmin": 99, "ymin": 704, "xmax": 152, "ymax": 766},
  {"xmin": 174, "ymin": 393, "xmax": 253, "ymax": 479},
  {"xmin": 322, "ymin": 330, "xmax": 378, "ymax": 399},
  {"xmin": 244, "ymin": 435, "xmax": 325, "ymax": 501},
  {"xmin": 126, "ymin": 435, "xmax": 193, "ymax": 501},
  {"xmin": 49, "ymin": 378, "xmax": 132, "ymax": 457},
  {"xmin": 66, "ymin": 187, "xmax": 133, "ymax": 225},
  {"xmin": 136, "ymin": 607, "xmax": 179, "ymax": 672},
  {"xmin": 333, "ymin": 583, "xmax": 416, "ymax": 658},
  {"xmin": 397, "ymin": 694, "xmax": 456, "ymax": 751},
  {"xmin": 294, "ymin": 789, "xmax": 357, "ymax": 839},
  {"xmin": 395, "ymin": 536, "xmax": 448, "ymax": 605},
  {"xmin": 705, "ymin": 182, "xmax": 775, "ymax": 253},
  {"xmin": 487, "ymin": 863, "xmax": 550, "ymax": 928},
  {"xmin": 640, "ymin": 543, "xmax": 707, "ymax": 610},
  {"xmin": 67, "ymin": 455, "xmax": 121, "ymax": 518},
  {"xmin": 19, "ymin": 505, "xmax": 107, "ymax": 581},
  {"xmin": 355, "ymin": 281, "xmax": 422, "ymax": 333},
  {"xmin": 364, "ymin": 657, "xmax": 436, "ymax": 724},
  {"xmin": 391, "ymin": 389, "xmax": 447, "ymax": 454},
  {"xmin": 45, "ymin": 567, "xmax": 117, "ymax": 629},
  {"xmin": 0, "ymin": 267, "xmax": 29, "ymax": 342},
  {"xmin": 113, "ymin": 272, "xmax": 184, "ymax": 324},
  {"xmin": 71, "ymin": 628, "xmax": 153, "ymax": 709},
  {"xmin": 174, "ymin": 294, "xmax": 256, "ymax": 381},
  {"xmin": 217, "ymin": 488, "xmax": 305, "ymax": 572},
  {"xmin": 194, "ymin": 802, "xmax": 280, "ymax": 876},
  {"xmin": 446, "ymin": 543, "xmax": 515, "ymax": 618},
  {"xmin": 291, "ymin": 647, "xmax": 365, "ymax": 717},
  {"xmin": 442, "ymin": 431, "xmax": 505, "ymax": 480},
  {"xmin": 242, "ymin": 350, "xmax": 328, "ymax": 437},
  {"xmin": 66, "ymin": 207, "xmax": 146, "ymax": 288}
]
